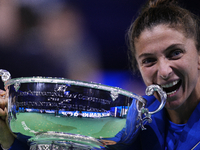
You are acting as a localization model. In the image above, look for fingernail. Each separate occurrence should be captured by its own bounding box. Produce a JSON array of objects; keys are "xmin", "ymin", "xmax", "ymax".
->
[{"xmin": 0, "ymin": 90, "xmax": 5, "ymax": 94}]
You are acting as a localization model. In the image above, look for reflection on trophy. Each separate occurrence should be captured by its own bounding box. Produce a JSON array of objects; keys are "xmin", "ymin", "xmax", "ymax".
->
[{"xmin": 0, "ymin": 69, "xmax": 166, "ymax": 150}]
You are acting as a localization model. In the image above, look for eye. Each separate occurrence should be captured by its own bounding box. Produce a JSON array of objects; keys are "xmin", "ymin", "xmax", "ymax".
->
[
  {"xmin": 167, "ymin": 49, "xmax": 183, "ymax": 59},
  {"xmin": 142, "ymin": 58, "xmax": 157, "ymax": 67}
]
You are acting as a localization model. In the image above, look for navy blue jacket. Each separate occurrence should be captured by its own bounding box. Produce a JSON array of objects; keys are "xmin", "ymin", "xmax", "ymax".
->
[{"xmin": 107, "ymin": 95, "xmax": 200, "ymax": 150}]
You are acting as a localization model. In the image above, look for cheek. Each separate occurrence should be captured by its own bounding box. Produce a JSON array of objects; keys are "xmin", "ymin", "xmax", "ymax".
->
[
  {"xmin": 139, "ymin": 67, "xmax": 153, "ymax": 86},
  {"xmin": 181, "ymin": 56, "xmax": 199, "ymax": 79}
]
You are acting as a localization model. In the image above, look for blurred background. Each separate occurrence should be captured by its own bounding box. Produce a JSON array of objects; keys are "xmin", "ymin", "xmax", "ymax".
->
[{"xmin": 0, "ymin": 0, "xmax": 199, "ymax": 95}]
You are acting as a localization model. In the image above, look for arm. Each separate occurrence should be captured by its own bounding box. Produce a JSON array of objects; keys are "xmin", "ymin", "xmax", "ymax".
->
[
  {"xmin": 0, "ymin": 89, "xmax": 30, "ymax": 150},
  {"xmin": 0, "ymin": 90, "xmax": 15, "ymax": 149},
  {"xmin": 0, "ymin": 119, "xmax": 15, "ymax": 150},
  {"xmin": 100, "ymin": 97, "xmax": 141, "ymax": 146},
  {"xmin": 100, "ymin": 127, "xmax": 126, "ymax": 146}
]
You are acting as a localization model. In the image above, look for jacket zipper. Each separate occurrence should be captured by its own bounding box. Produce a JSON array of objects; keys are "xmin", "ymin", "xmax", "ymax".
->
[{"xmin": 191, "ymin": 141, "xmax": 200, "ymax": 150}]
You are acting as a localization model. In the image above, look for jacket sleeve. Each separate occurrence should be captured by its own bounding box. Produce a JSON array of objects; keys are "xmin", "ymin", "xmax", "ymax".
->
[
  {"xmin": 9, "ymin": 138, "xmax": 29, "ymax": 150},
  {"xmin": 9, "ymin": 133, "xmax": 30, "ymax": 150},
  {"xmin": 102, "ymin": 127, "xmax": 126, "ymax": 142},
  {"xmin": 106, "ymin": 95, "xmax": 157, "ymax": 149},
  {"xmin": 103, "ymin": 95, "xmax": 142, "ymax": 145}
]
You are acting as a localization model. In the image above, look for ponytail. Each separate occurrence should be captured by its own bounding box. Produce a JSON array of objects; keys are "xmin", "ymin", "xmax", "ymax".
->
[{"xmin": 148, "ymin": 0, "xmax": 178, "ymax": 8}]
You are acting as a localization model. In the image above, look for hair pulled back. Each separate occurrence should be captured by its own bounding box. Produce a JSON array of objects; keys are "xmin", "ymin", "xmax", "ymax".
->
[
  {"xmin": 128, "ymin": 0, "xmax": 200, "ymax": 72},
  {"xmin": 147, "ymin": 0, "xmax": 177, "ymax": 8}
]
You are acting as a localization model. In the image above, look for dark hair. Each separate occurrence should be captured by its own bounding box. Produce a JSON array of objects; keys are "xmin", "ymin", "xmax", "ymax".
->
[{"xmin": 128, "ymin": 0, "xmax": 200, "ymax": 72}]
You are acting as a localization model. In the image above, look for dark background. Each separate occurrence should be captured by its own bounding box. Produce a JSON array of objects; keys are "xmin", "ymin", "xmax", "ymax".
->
[
  {"xmin": 76, "ymin": 0, "xmax": 200, "ymax": 70},
  {"xmin": 0, "ymin": 0, "xmax": 199, "ymax": 94}
]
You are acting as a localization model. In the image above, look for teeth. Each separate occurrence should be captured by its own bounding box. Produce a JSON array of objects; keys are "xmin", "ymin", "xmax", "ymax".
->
[
  {"xmin": 161, "ymin": 80, "xmax": 179, "ymax": 88},
  {"xmin": 166, "ymin": 90, "xmax": 177, "ymax": 96}
]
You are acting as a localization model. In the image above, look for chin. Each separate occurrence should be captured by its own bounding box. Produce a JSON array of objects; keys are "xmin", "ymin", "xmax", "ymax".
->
[{"xmin": 164, "ymin": 100, "xmax": 182, "ymax": 110}]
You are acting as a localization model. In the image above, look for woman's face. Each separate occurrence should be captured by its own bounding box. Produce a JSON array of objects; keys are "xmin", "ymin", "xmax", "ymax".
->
[{"xmin": 135, "ymin": 24, "xmax": 200, "ymax": 110}]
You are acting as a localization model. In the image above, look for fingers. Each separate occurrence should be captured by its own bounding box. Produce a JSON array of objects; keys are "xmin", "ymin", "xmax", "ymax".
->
[
  {"xmin": 0, "ymin": 107, "xmax": 7, "ymax": 120},
  {"xmin": 0, "ymin": 89, "xmax": 8, "ymax": 120},
  {"xmin": 4, "ymin": 83, "xmax": 8, "ymax": 90},
  {"xmin": 0, "ymin": 107, "xmax": 7, "ymax": 116},
  {"xmin": 5, "ymin": 89, "xmax": 9, "ymax": 105},
  {"xmin": 100, "ymin": 140, "xmax": 117, "ymax": 146},
  {"xmin": 0, "ymin": 89, "xmax": 8, "ymax": 111},
  {"xmin": 0, "ymin": 100, "xmax": 6, "ymax": 111},
  {"xmin": 0, "ymin": 89, "xmax": 6, "ymax": 96}
]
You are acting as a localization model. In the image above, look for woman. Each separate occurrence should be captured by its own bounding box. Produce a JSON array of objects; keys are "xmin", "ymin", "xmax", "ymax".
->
[
  {"xmin": 128, "ymin": 0, "xmax": 200, "ymax": 149},
  {"xmin": 102, "ymin": 0, "xmax": 200, "ymax": 149},
  {"xmin": 1, "ymin": 0, "xmax": 200, "ymax": 149}
]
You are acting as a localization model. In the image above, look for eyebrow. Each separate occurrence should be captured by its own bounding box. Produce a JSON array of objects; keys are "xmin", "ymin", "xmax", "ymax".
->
[{"xmin": 138, "ymin": 44, "xmax": 183, "ymax": 59}]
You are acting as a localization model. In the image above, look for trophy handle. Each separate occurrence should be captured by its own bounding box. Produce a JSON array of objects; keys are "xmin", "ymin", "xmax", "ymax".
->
[
  {"xmin": 0, "ymin": 69, "xmax": 11, "ymax": 82},
  {"xmin": 136, "ymin": 85, "xmax": 167, "ymax": 130},
  {"xmin": 145, "ymin": 85, "xmax": 167, "ymax": 115}
]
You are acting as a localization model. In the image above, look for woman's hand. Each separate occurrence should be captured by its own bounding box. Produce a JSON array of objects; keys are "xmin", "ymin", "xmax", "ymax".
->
[
  {"xmin": 0, "ymin": 90, "xmax": 7, "ymax": 118},
  {"xmin": 100, "ymin": 140, "xmax": 117, "ymax": 146},
  {"xmin": 0, "ymin": 89, "xmax": 15, "ymax": 149}
]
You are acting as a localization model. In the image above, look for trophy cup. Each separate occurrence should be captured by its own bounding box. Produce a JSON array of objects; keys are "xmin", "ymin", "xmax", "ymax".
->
[{"xmin": 0, "ymin": 69, "xmax": 166, "ymax": 150}]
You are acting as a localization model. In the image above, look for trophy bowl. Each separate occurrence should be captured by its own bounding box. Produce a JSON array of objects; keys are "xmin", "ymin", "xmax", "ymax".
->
[{"xmin": 0, "ymin": 69, "xmax": 166, "ymax": 150}]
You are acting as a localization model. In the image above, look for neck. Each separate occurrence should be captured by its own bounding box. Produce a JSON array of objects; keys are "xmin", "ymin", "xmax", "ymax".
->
[
  {"xmin": 166, "ymin": 103, "xmax": 198, "ymax": 124},
  {"xmin": 166, "ymin": 87, "xmax": 200, "ymax": 124}
]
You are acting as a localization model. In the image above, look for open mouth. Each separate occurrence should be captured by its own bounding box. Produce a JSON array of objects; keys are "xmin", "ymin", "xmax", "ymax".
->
[{"xmin": 161, "ymin": 80, "xmax": 182, "ymax": 96}]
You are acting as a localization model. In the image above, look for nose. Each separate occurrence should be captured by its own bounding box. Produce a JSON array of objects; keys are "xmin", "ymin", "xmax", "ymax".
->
[{"xmin": 157, "ymin": 58, "xmax": 172, "ymax": 80}]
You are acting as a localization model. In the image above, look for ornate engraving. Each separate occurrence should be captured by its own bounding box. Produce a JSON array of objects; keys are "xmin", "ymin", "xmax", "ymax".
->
[
  {"xmin": 136, "ymin": 84, "xmax": 167, "ymax": 130},
  {"xmin": 0, "ymin": 69, "xmax": 11, "ymax": 82},
  {"xmin": 14, "ymin": 82, "xmax": 21, "ymax": 92},
  {"xmin": 54, "ymin": 85, "xmax": 68, "ymax": 93},
  {"xmin": 110, "ymin": 89, "xmax": 119, "ymax": 101},
  {"xmin": 18, "ymin": 90, "xmax": 111, "ymax": 105}
]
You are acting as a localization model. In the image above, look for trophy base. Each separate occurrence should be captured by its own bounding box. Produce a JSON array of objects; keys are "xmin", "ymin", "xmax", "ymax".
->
[{"xmin": 28, "ymin": 132, "xmax": 105, "ymax": 150}]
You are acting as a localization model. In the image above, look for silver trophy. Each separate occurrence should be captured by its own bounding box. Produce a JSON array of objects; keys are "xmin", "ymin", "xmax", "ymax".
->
[{"xmin": 0, "ymin": 69, "xmax": 166, "ymax": 150}]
